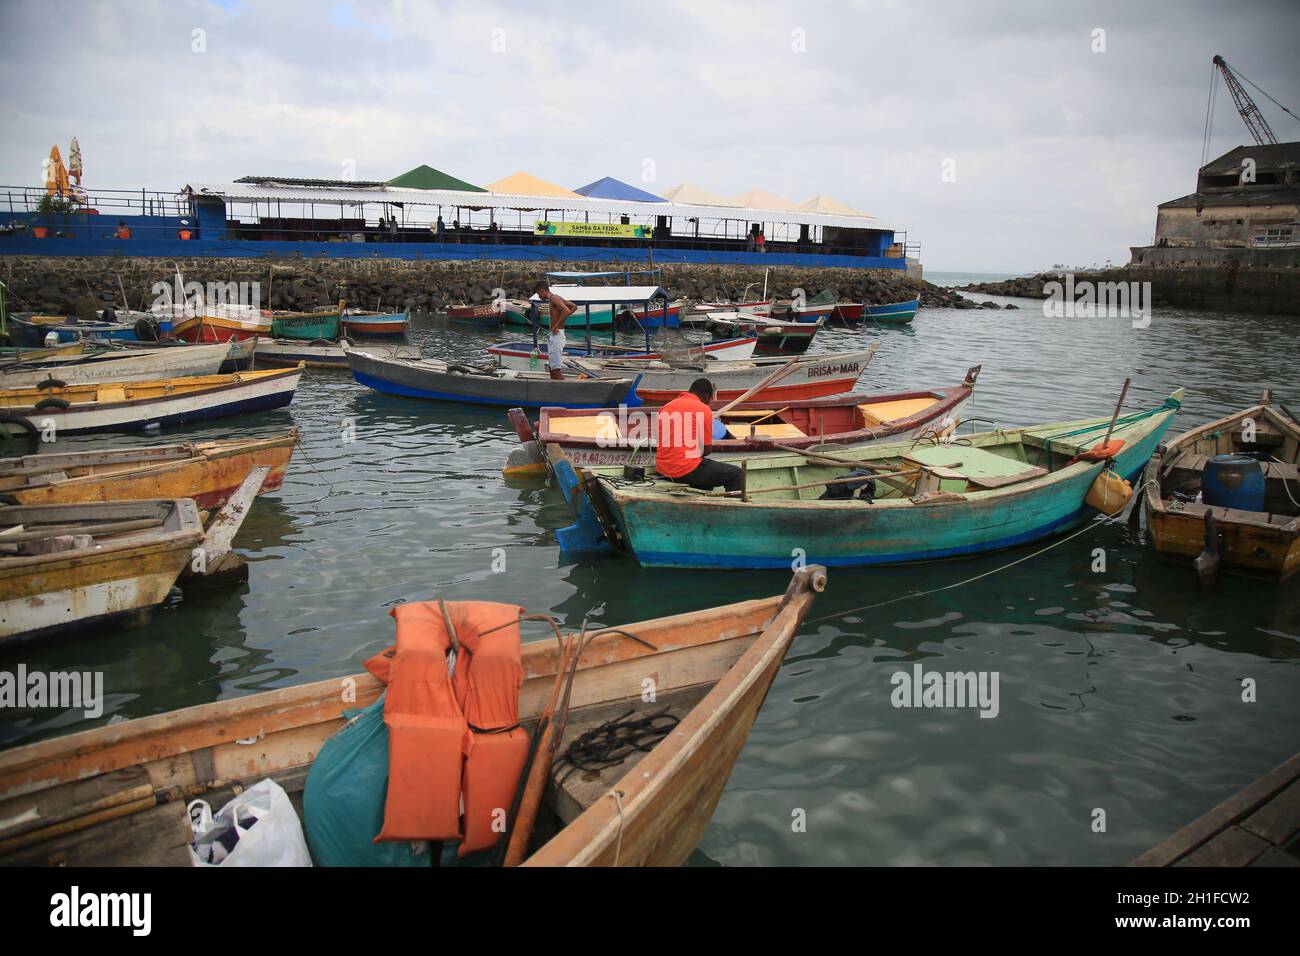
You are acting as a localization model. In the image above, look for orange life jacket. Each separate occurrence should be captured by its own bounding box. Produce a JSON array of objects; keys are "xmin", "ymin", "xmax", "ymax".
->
[
  {"xmin": 655, "ymin": 391, "xmax": 712, "ymax": 479},
  {"xmin": 364, "ymin": 600, "xmax": 529, "ymax": 855}
]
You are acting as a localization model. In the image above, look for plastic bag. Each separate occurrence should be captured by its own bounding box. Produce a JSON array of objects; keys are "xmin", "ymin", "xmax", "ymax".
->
[
  {"xmin": 302, "ymin": 695, "xmax": 432, "ymax": 867},
  {"xmin": 189, "ymin": 778, "xmax": 313, "ymax": 867}
]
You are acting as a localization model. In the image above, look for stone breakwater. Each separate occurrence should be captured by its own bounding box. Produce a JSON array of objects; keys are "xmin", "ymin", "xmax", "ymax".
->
[
  {"xmin": 959, "ymin": 258, "xmax": 1300, "ymax": 316},
  {"xmin": 0, "ymin": 256, "xmax": 974, "ymax": 317}
]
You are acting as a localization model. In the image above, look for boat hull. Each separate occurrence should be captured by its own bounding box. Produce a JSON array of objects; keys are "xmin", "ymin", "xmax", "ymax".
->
[
  {"xmin": 863, "ymin": 297, "xmax": 920, "ymax": 324},
  {"xmin": 345, "ymin": 346, "xmax": 640, "ymax": 409},
  {"xmin": 487, "ymin": 336, "xmax": 757, "ymax": 370},
  {"xmin": 0, "ymin": 342, "xmax": 230, "ymax": 388},
  {"xmin": 581, "ymin": 348, "xmax": 876, "ymax": 405},
  {"xmin": 1, "ymin": 432, "xmax": 297, "ymax": 510},
  {"xmin": 174, "ymin": 315, "xmax": 271, "ymax": 343},
  {"xmin": 0, "ymin": 368, "xmax": 302, "ymax": 435},
  {"xmin": 341, "ymin": 309, "xmax": 410, "ymax": 337},
  {"xmin": 0, "ymin": 499, "xmax": 203, "ymax": 643}
]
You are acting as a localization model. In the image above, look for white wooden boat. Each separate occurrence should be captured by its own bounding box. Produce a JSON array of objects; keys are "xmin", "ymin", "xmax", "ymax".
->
[{"xmin": 0, "ymin": 342, "xmax": 231, "ymax": 389}]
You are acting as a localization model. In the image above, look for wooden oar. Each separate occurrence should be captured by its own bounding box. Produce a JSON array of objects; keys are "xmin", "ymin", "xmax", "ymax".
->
[
  {"xmin": 713, "ymin": 357, "xmax": 802, "ymax": 416},
  {"xmin": 1102, "ymin": 377, "xmax": 1132, "ymax": 447}
]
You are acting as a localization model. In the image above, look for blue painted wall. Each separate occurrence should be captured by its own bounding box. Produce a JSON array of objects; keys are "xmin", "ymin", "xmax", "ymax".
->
[{"xmin": 4, "ymin": 211, "xmax": 189, "ymax": 241}]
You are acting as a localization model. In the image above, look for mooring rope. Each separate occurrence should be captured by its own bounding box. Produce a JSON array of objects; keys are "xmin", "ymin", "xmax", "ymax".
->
[{"xmin": 804, "ymin": 478, "xmax": 1158, "ymax": 627}]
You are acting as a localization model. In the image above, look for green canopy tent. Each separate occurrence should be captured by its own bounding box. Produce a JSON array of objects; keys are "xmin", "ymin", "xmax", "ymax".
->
[{"xmin": 387, "ymin": 165, "xmax": 487, "ymax": 192}]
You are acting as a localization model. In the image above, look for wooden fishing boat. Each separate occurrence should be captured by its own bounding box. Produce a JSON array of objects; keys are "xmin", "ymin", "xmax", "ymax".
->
[
  {"xmin": 504, "ymin": 367, "xmax": 982, "ymax": 477},
  {"xmin": 0, "ymin": 566, "xmax": 826, "ymax": 866},
  {"xmin": 831, "ymin": 303, "xmax": 865, "ymax": 323},
  {"xmin": 221, "ymin": 336, "xmax": 257, "ymax": 372},
  {"xmin": 554, "ymin": 389, "xmax": 1184, "ymax": 567},
  {"xmin": 270, "ymin": 308, "xmax": 342, "ymax": 341},
  {"xmin": 762, "ymin": 300, "xmax": 836, "ymax": 323},
  {"xmin": 342, "ymin": 341, "xmax": 641, "ymax": 409},
  {"xmin": 0, "ymin": 366, "xmax": 303, "ymax": 436},
  {"xmin": 486, "ymin": 334, "xmax": 757, "ymax": 371},
  {"xmin": 0, "ymin": 498, "xmax": 204, "ymax": 642},
  {"xmin": 446, "ymin": 302, "xmax": 504, "ymax": 327},
  {"xmin": 1143, "ymin": 393, "xmax": 1300, "ymax": 581},
  {"xmin": 0, "ymin": 341, "xmax": 89, "ymax": 363},
  {"xmin": 501, "ymin": 299, "xmax": 686, "ymax": 331},
  {"xmin": 572, "ymin": 346, "xmax": 877, "ymax": 405},
  {"xmin": 0, "ymin": 341, "xmax": 231, "ymax": 389},
  {"xmin": 706, "ymin": 312, "xmax": 821, "ymax": 355},
  {"xmin": 256, "ymin": 337, "xmax": 419, "ymax": 369},
  {"xmin": 8, "ymin": 313, "xmax": 138, "ymax": 346},
  {"xmin": 170, "ymin": 305, "xmax": 272, "ymax": 343},
  {"xmin": 863, "ymin": 295, "xmax": 921, "ymax": 325},
  {"xmin": 341, "ymin": 308, "xmax": 410, "ymax": 337},
  {"xmin": 0, "ymin": 429, "xmax": 297, "ymax": 510},
  {"xmin": 681, "ymin": 299, "xmax": 772, "ymax": 327}
]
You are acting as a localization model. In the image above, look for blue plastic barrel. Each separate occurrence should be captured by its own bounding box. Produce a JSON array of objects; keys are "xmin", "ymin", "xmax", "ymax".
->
[{"xmin": 1202, "ymin": 454, "xmax": 1266, "ymax": 512}]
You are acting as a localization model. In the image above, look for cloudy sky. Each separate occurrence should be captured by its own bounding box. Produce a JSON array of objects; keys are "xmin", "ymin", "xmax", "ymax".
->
[{"xmin": 2, "ymin": 0, "xmax": 1297, "ymax": 272}]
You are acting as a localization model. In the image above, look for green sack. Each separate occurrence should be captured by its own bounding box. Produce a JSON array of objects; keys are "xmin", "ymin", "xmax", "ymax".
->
[{"xmin": 302, "ymin": 694, "xmax": 432, "ymax": 867}]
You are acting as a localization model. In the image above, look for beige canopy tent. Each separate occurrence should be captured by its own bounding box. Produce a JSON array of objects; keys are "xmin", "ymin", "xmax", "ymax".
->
[
  {"xmin": 659, "ymin": 183, "xmax": 743, "ymax": 207},
  {"xmin": 799, "ymin": 194, "xmax": 871, "ymax": 217},
  {"xmin": 484, "ymin": 171, "xmax": 583, "ymax": 200},
  {"xmin": 734, "ymin": 188, "xmax": 802, "ymax": 212}
]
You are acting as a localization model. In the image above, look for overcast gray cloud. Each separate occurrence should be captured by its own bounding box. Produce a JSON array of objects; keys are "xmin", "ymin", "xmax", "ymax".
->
[{"xmin": 2, "ymin": 0, "xmax": 1297, "ymax": 272}]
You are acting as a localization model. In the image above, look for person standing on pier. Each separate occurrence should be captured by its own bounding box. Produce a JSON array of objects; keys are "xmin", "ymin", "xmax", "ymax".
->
[
  {"xmin": 534, "ymin": 279, "xmax": 577, "ymax": 380},
  {"xmin": 655, "ymin": 378, "xmax": 743, "ymax": 492}
]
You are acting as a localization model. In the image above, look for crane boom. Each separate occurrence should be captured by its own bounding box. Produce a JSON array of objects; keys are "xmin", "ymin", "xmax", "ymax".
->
[{"xmin": 1212, "ymin": 55, "xmax": 1279, "ymax": 146}]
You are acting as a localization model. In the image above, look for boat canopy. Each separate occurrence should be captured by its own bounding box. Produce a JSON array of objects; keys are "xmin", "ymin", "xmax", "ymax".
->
[
  {"xmin": 547, "ymin": 285, "xmax": 668, "ymax": 306},
  {"xmin": 573, "ymin": 176, "xmax": 666, "ymax": 203}
]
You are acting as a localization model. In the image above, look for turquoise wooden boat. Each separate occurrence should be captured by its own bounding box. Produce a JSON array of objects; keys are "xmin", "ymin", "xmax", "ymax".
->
[
  {"xmin": 270, "ymin": 309, "xmax": 341, "ymax": 341},
  {"xmin": 863, "ymin": 295, "xmax": 920, "ymax": 324},
  {"xmin": 555, "ymin": 389, "xmax": 1184, "ymax": 568},
  {"xmin": 503, "ymin": 302, "xmax": 614, "ymax": 329}
]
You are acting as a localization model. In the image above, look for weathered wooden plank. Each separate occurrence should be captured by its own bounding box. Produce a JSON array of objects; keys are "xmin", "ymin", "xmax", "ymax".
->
[
  {"xmin": 1240, "ymin": 779, "xmax": 1300, "ymax": 847},
  {"xmin": 1131, "ymin": 753, "xmax": 1300, "ymax": 866},
  {"xmin": 1174, "ymin": 826, "xmax": 1272, "ymax": 867}
]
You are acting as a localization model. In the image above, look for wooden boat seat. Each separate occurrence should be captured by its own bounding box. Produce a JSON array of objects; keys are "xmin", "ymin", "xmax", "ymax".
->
[
  {"xmin": 724, "ymin": 422, "xmax": 805, "ymax": 440},
  {"xmin": 551, "ymin": 413, "xmax": 622, "ymax": 441},
  {"xmin": 96, "ymin": 386, "xmax": 127, "ymax": 404},
  {"xmin": 903, "ymin": 445, "xmax": 1048, "ymax": 489},
  {"xmin": 857, "ymin": 397, "xmax": 938, "ymax": 426}
]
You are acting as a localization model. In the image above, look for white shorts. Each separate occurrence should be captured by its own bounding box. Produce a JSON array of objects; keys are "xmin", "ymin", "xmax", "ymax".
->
[{"xmin": 547, "ymin": 330, "xmax": 566, "ymax": 370}]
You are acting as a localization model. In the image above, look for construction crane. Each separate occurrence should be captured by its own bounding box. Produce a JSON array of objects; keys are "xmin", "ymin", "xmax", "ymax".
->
[{"xmin": 1211, "ymin": 55, "xmax": 1278, "ymax": 146}]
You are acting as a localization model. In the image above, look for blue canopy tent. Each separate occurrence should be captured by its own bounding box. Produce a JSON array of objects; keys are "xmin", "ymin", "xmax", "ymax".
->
[{"xmin": 572, "ymin": 177, "xmax": 666, "ymax": 203}]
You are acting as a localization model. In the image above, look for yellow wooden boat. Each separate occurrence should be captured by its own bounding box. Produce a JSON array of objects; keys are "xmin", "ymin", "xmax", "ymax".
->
[
  {"xmin": 0, "ymin": 567, "xmax": 825, "ymax": 866},
  {"xmin": 0, "ymin": 498, "xmax": 204, "ymax": 643},
  {"xmin": 0, "ymin": 429, "xmax": 297, "ymax": 510},
  {"xmin": 1144, "ymin": 392, "xmax": 1300, "ymax": 581}
]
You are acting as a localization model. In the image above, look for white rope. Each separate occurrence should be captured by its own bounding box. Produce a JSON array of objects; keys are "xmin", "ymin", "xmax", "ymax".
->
[{"xmin": 606, "ymin": 788, "xmax": 626, "ymax": 867}]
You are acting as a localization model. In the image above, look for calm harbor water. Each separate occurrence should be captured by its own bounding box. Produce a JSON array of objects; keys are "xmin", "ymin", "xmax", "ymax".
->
[{"xmin": 2, "ymin": 293, "xmax": 1297, "ymax": 866}]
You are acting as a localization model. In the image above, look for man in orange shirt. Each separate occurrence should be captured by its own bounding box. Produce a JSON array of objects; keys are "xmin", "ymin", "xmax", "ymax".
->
[{"xmin": 655, "ymin": 378, "xmax": 744, "ymax": 493}]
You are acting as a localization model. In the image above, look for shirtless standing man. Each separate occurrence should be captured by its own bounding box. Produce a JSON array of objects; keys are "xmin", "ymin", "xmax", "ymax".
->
[{"xmin": 535, "ymin": 279, "xmax": 578, "ymax": 380}]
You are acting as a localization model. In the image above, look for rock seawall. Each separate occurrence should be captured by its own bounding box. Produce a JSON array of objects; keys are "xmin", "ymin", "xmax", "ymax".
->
[{"xmin": 0, "ymin": 256, "xmax": 971, "ymax": 317}]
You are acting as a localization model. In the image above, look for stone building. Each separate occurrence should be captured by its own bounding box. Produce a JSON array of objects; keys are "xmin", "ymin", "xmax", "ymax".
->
[{"xmin": 1151, "ymin": 142, "xmax": 1300, "ymax": 249}]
